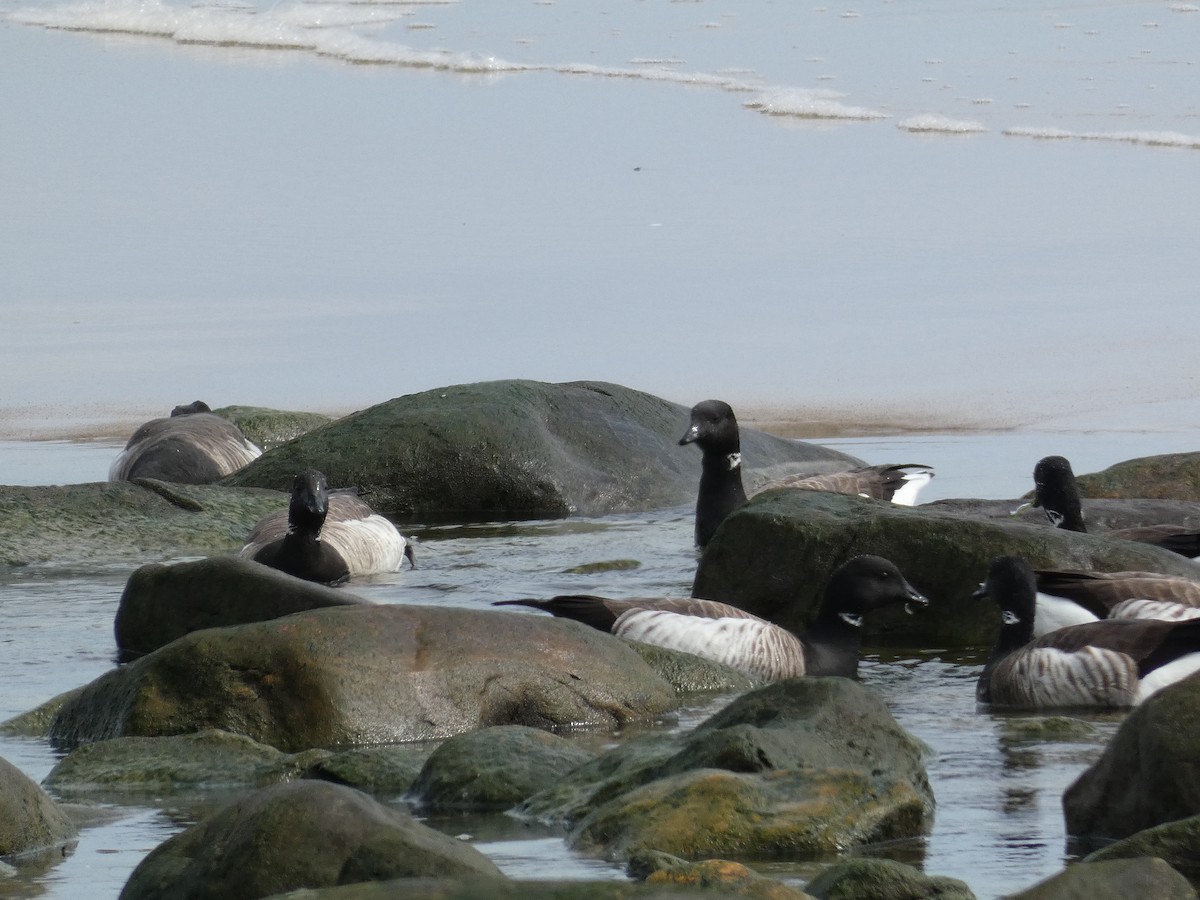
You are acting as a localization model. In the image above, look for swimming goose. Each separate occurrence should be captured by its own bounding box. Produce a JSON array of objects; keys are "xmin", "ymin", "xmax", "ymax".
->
[
  {"xmin": 975, "ymin": 555, "xmax": 1200, "ymax": 709},
  {"xmin": 494, "ymin": 555, "xmax": 928, "ymax": 681},
  {"xmin": 678, "ymin": 399, "xmax": 934, "ymax": 547},
  {"xmin": 1029, "ymin": 455, "xmax": 1200, "ymax": 558},
  {"xmin": 1031, "ymin": 567, "xmax": 1200, "ymax": 637},
  {"xmin": 109, "ymin": 401, "xmax": 262, "ymax": 484},
  {"xmin": 240, "ymin": 468, "xmax": 414, "ymax": 585}
]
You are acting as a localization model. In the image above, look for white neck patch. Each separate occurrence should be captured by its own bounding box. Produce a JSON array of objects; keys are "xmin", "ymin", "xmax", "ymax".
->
[
  {"xmin": 1002, "ymin": 610, "xmax": 1021, "ymax": 626},
  {"xmin": 839, "ymin": 612, "xmax": 863, "ymax": 628},
  {"xmin": 726, "ymin": 452, "xmax": 742, "ymax": 471},
  {"xmin": 1046, "ymin": 510, "xmax": 1064, "ymax": 527}
]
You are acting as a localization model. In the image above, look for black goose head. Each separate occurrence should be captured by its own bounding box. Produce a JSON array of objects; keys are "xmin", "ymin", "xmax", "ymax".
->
[
  {"xmin": 1031, "ymin": 455, "xmax": 1086, "ymax": 532},
  {"xmin": 679, "ymin": 400, "xmax": 741, "ymax": 457},
  {"xmin": 973, "ymin": 555, "xmax": 1038, "ymax": 646},
  {"xmin": 170, "ymin": 400, "xmax": 212, "ymax": 417},
  {"xmin": 289, "ymin": 469, "xmax": 330, "ymax": 533},
  {"xmin": 818, "ymin": 555, "xmax": 929, "ymax": 628}
]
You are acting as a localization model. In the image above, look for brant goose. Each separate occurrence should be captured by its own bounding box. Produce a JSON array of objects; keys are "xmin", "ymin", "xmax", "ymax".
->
[
  {"xmin": 1029, "ymin": 454, "xmax": 1200, "ymax": 557},
  {"xmin": 494, "ymin": 555, "xmax": 927, "ymax": 681},
  {"xmin": 109, "ymin": 401, "xmax": 261, "ymax": 484},
  {"xmin": 679, "ymin": 400, "xmax": 932, "ymax": 547},
  {"xmin": 240, "ymin": 468, "xmax": 414, "ymax": 585},
  {"xmin": 1031, "ymin": 567, "xmax": 1200, "ymax": 637},
  {"xmin": 975, "ymin": 555, "xmax": 1200, "ymax": 708}
]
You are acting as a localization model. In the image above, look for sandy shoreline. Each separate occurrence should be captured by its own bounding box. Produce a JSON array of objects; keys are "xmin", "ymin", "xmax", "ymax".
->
[{"xmin": 0, "ymin": 401, "xmax": 1009, "ymax": 444}]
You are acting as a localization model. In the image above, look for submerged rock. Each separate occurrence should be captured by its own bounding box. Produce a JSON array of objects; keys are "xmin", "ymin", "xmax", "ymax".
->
[
  {"xmin": 408, "ymin": 725, "xmax": 596, "ymax": 810},
  {"xmin": 118, "ymin": 780, "xmax": 504, "ymax": 900},
  {"xmin": 629, "ymin": 849, "xmax": 814, "ymax": 898},
  {"xmin": 114, "ymin": 555, "xmax": 364, "ymax": 659},
  {"xmin": 1064, "ymin": 675, "xmax": 1200, "ymax": 841},
  {"xmin": 520, "ymin": 678, "xmax": 932, "ymax": 862},
  {"xmin": 0, "ymin": 755, "xmax": 77, "ymax": 862},
  {"xmin": 50, "ymin": 605, "xmax": 677, "ymax": 752},
  {"xmin": 224, "ymin": 380, "xmax": 862, "ymax": 521},
  {"xmin": 1083, "ymin": 814, "xmax": 1200, "ymax": 883},
  {"xmin": 692, "ymin": 490, "xmax": 1200, "ymax": 647}
]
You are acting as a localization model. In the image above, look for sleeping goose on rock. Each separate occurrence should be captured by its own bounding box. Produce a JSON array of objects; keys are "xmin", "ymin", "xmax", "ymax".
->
[
  {"xmin": 240, "ymin": 468, "xmax": 414, "ymax": 585},
  {"xmin": 494, "ymin": 555, "xmax": 927, "ymax": 681},
  {"xmin": 1031, "ymin": 567, "xmax": 1200, "ymax": 637},
  {"xmin": 679, "ymin": 399, "xmax": 934, "ymax": 547},
  {"xmin": 975, "ymin": 555, "xmax": 1200, "ymax": 709},
  {"xmin": 1029, "ymin": 455, "xmax": 1200, "ymax": 558},
  {"xmin": 109, "ymin": 401, "xmax": 261, "ymax": 484}
]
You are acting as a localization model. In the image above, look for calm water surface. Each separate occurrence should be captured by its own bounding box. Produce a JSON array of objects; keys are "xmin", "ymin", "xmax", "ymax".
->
[{"xmin": 2, "ymin": 430, "xmax": 1189, "ymax": 899}]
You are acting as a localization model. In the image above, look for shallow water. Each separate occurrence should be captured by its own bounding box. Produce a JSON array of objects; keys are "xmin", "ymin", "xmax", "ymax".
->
[{"xmin": 2, "ymin": 431, "xmax": 1188, "ymax": 899}]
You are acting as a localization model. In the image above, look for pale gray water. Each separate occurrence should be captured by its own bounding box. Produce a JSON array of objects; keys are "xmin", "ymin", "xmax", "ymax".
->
[{"xmin": 0, "ymin": 430, "xmax": 1187, "ymax": 899}]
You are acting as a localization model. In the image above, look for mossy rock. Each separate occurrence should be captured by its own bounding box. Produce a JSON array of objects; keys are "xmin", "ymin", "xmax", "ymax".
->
[{"xmin": 213, "ymin": 405, "xmax": 335, "ymax": 451}]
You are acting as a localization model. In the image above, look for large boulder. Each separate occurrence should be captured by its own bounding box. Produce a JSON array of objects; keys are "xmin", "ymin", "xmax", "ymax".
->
[
  {"xmin": 1064, "ymin": 675, "xmax": 1200, "ymax": 841},
  {"xmin": 0, "ymin": 480, "xmax": 284, "ymax": 569},
  {"xmin": 223, "ymin": 380, "xmax": 862, "ymax": 520},
  {"xmin": 114, "ymin": 556, "xmax": 364, "ymax": 659},
  {"xmin": 927, "ymin": 496, "xmax": 1200, "ymax": 534},
  {"xmin": 803, "ymin": 857, "xmax": 974, "ymax": 899},
  {"xmin": 1083, "ymin": 815, "xmax": 1200, "ymax": 882},
  {"xmin": 49, "ymin": 605, "xmax": 678, "ymax": 753},
  {"xmin": 1076, "ymin": 452, "xmax": 1200, "ymax": 501},
  {"xmin": 693, "ymin": 490, "xmax": 1200, "ymax": 647},
  {"xmin": 0, "ymin": 755, "xmax": 77, "ymax": 861},
  {"xmin": 213, "ymin": 405, "xmax": 335, "ymax": 451},
  {"xmin": 520, "ymin": 678, "xmax": 932, "ymax": 862},
  {"xmin": 118, "ymin": 780, "xmax": 505, "ymax": 900},
  {"xmin": 1004, "ymin": 857, "xmax": 1195, "ymax": 899}
]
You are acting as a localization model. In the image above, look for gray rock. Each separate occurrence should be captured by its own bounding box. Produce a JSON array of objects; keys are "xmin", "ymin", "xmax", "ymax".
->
[
  {"xmin": 1004, "ymin": 857, "xmax": 1196, "ymax": 899},
  {"xmin": 118, "ymin": 780, "xmax": 504, "ymax": 900},
  {"xmin": 693, "ymin": 490, "xmax": 1200, "ymax": 647},
  {"xmin": 0, "ymin": 480, "xmax": 285, "ymax": 569},
  {"xmin": 223, "ymin": 380, "xmax": 862, "ymax": 520},
  {"xmin": 1064, "ymin": 676, "xmax": 1200, "ymax": 841},
  {"xmin": 50, "ymin": 604, "xmax": 677, "ymax": 752},
  {"xmin": 260, "ymin": 877, "xmax": 809, "ymax": 899},
  {"xmin": 307, "ymin": 744, "xmax": 438, "ymax": 795},
  {"xmin": 213, "ymin": 405, "xmax": 335, "ymax": 451},
  {"xmin": 804, "ymin": 857, "xmax": 975, "ymax": 900},
  {"xmin": 1083, "ymin": 814, "xmax": 1200, "ymax": 882},
  {"xmin": 43, "ymin": 729, "xmax": 327, "ymax": 793},
  {"xmin": 114, "ymin": 555, "xmax": 364, "ymax": 659},
  {"xmin": 1076, "ymin": 452, "xmax": 1200, "ymax": 502},
  {"xmin": 408, "ymin": 725, "xmax": 596, "ymax": 810},
  {"xmin": 521, "ymin": 678, "xmax": 931, "ymax": 862},
  {"xmin": 926, "ymin": 496, "xmax": 1200, "ymax": 533},
  {"xmin": 629, "ymin": 849, "xmax": 814, "ymax": 898},
  {"xmin": 0, "ymin": 755, "xmax": 77, "ymax": 862}
]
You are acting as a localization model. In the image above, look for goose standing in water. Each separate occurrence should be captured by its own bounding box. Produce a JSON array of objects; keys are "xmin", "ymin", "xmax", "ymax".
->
[
  {"xmin": 679, "ymin": 400, "xmax": 933, "ymax": 547},
  {"xmin": 494, "ymin": 555, "xmax": 927, "ymax": 682},
  {"xmin": 240, "ymin": 469, "xmax": 414, "ymax": 585},
  {"xmin": 1029, "ymin": 454, "xmax": 1200, "ymax": 558},
  {"xmin": 109, "ymin": 401, "xmax": 261, "ymax": 484},
  {"xmin": 974, "ymin": 555, "xmax": 1200, "ymax": 709}
]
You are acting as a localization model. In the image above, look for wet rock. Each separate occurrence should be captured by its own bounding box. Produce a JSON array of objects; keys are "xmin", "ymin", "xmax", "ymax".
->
[
  {"xmin": 1005, "ymin": 857, "xmax": 1196, "ymax": 899},
  {"xmin": 998, "ymin": 717, "xmax": 1098, "ymax": 746},
  {"xmin": 213, "ymin": 405, "xmax": 335, "ymax": 451},
  {"xmin": 307, "ymin": 744, "xmax": 438, "ymax": 795},
  {"xmin": 1083, "ymin": 814, "xmax": 1200, "ymax": 882},
  {"xmin": 118, "ymin": 780, "xmax": 504, "ymax": 900},
  {"xmin": 521, "ymin": 678, "xmax": 932, "ymax": 862},
  {"xmin": 0, "ymin": 480, "xmax": 284, "ymax": 569},
  {"xmin": 408, "ymin": 725, "xmax": 596, "ymax": 810},
  {"xmin": 803, "ymin": 857, "xmax": 975, "ymax": 899},
  {"xmin": 223, "ymin": 380, "xmax": 861, "ymax": 521},
  {"xmin": 625, "ymin": 643, "xmax": 757, "ymax": 695},
  {"xmin": 43, "ymin": 729, "xmax": 328, "ymax": 793},
  {"xmin": 629, "ymin": 849, "xmax": 814, "ymax": 898},
  {"xmin": 49, "ymin": 605, "xmax": 677, "ymax": 753},
  {"xmin": 1064, "ymin": 675, "xmax": 1200, "ymax": 841},
  {"xmin": 1075, "ymin": 452, "xmax": 1200, "ymax": 502},
  {"xmin": 0, "ymin": 687, "xmax": 85, "ymax": 738},
  {"xmin": 927, "ymin": 496, "xmax": 1200, "ymax": 534},
  {"xmin": 114, "ymin": 555, "xmax": 364, "ymax": 659},
  {"xmin": 260, "ymin": 878, "xmax": 806, "ymax": 899},
  {"xmin": 692, "ymin": 490, "xmax": 1200, "ymax": 647},
  {"xmin": 0, "ymin": 755, "xmax": 77, "ymax": 861}
]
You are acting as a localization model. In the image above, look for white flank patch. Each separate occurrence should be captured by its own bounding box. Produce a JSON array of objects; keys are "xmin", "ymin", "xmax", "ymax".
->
[
  {"xmin": 1015, "ymin": 645, "xmax": 1136, "ymax": 707},
  {"xmin": 889, "ymin": 470, "xmax": 933, "ymax": 506},
  {"xmin": 1135, "ymin": 652, "xmax": 1200, "ymax": 703},
  {"xmin": 324, "ymin": 515, "xmax": 410, "ymax": 576},
  {"xmin": 1033, "ymin": 592, "xmax": 1100, "ymax": 638},
  {"xmin": 1108, "ymin": 599, "xmax": 1200, "ymax": 623}
]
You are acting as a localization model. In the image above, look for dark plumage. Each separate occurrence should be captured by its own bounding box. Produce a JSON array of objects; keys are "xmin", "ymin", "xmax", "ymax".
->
[
  {"xmin": 241, "ymin": 469, "xmax": 414, "ymax": 585},
  {"xmin": 678, "ymin": 400, "xmax": 933, "ymax": 547},
  {"xmin": 975, "ymin": 555, "xmax": 1200, "ymax": 708},
  {"xmin": 109, "ymin": 402, "xmax": 261, "ymax": 484},
  {"xmin": 494, "ymin": 555, "xmax": 928, "ymax": 681},
  {"xmin": 1030, "ymin": 454, "xmax": 1200, "ymax": 557}
]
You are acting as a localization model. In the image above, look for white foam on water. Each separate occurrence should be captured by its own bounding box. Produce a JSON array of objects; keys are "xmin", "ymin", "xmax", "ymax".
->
[
  {"xmin": 744, "ymin": 87, "xmax": 888, "ymax": 121},
  {"xmin": 897, "ymin": 113, "xmax": 986, "ymax": 134},
  {"xmin": 1004, "ymin": 125, "xmax": 1200, "ymax": 148}
]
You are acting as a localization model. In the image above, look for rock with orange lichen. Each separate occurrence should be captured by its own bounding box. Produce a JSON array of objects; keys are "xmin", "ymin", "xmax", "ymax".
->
[{"xmin": 629, "ymin": 850, "xmax": 814, "ymax": 899}]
